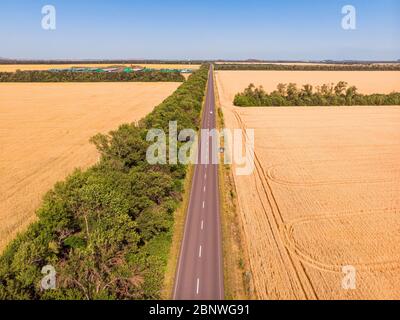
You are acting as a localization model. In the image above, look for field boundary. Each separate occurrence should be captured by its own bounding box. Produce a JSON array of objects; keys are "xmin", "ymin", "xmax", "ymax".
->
[
  {"xmin": 162, "ymin": 165, "xmax": 195, "ymax": 299},
  {"xmin": 0, "ymin": 70, "xmax": 184, "ymax": 83},
  {"xmin": 162, "ymin": 69, "xmax": 210, "ymax": 299},
  {"xmin": 214, "ymin": 68, "xmax": 255, "ymax": 299}
]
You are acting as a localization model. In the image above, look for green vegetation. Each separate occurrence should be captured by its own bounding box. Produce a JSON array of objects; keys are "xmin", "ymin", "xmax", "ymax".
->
[
  {"xmin": 215, "ymin": 63, "xmax": 400, "ymax": 71},
  {"xmin": 0, "ymin": 59, "xmax": 204, "ymax": 65},
  {"xmin": 0, "ymin": 70, "xmax": 184, "ymax": 82},
  {"xmin": 234, "ymin": 82, "xmax": 400, "ymax": 107},
  {"xmin": 0, "ymin": 65, "xmax": 209, "ymax": 300}
]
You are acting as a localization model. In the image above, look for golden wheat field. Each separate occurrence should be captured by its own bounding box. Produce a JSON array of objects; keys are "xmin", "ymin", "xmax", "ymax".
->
[
  {"xmin": 0, "ymin": 64, "xmax": 200, "ymax": 72},
  {"xmin": 216, "ymin": 71, "xmax": 400, "ymax": 299},
  {"xmin": 0, "ymin": 82, "xmax": 180, "ymax": 252},
  {"xmin": 217, "ymin": 71, "xmax": 400, "ymax": 100}
]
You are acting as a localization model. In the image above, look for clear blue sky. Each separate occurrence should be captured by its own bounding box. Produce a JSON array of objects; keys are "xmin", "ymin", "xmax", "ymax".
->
[{"xmin": 0, "ymin": 0, "xmax": 399, "ymax": 60}]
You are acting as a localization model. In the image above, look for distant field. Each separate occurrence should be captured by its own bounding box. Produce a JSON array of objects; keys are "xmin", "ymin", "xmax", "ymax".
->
[
  {"xmin": 137, "ymin": 64, "xmax": 200, "ymax": 70},
  {"xmin": 216, "ymin": 72, "xmax": 400, "ymax": 299},
  {"xmin": 216, "ymin": 71, "xmax": 400, "ymax": 104},
  {"xmin": 0, "ymin": 64, "xmax": 201, "ymax": 72},
  {"xmin": 215, "ymin": 62, "xmax": 400, "ymax": 66},
  {"xmin": 215, "ymin": 62, "xmax": 343, "ymax": 66},
  {"xmin": 0, "ymin": 82, "xmax": 180, "ymax": 251}
]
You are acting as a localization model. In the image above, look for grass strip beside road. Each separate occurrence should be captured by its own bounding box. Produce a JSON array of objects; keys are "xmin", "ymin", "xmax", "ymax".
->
[{"xmin": 214, "ymin": 69, "xmax": 255, "ymax": 299}]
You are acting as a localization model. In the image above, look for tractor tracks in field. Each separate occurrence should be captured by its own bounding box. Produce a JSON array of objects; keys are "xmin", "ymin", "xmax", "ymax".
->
[{"xmin": 232, "ymin": 108, "xmax": 319, "ymax": 300}]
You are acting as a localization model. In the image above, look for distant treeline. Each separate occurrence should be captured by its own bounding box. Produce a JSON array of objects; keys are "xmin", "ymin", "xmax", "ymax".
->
[
  {"xmin": 234, "ymin": 82, "xmax": 400, "ymax": 106},
  {"xmin": 215, "ymin": 64, "xmax": 400, "ymax": 71},
  {"xmin": 0, "ymin": 60, "xmax": 204, "ymax": 65},
  {"xmin": 0, "ymin": 65, "xmax": 209, "ymax": 300},
  {"xmin": 0, "ymin": 70, "xmax": 185, "ymax": 82}
]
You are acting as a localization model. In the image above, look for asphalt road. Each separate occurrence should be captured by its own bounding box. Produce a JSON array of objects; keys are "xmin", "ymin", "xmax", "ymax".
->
[{"xmin": 173, "ymin": 65, "xmax": 224, "ymax": 300}]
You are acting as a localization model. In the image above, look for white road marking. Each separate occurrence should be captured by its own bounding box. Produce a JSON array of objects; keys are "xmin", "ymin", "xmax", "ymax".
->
[
  {"xmin": 196, "ymin": 278, "xmax": 200, "ymax": 295},
  {"xmin": 204, "ymin": 173, "xmax": 207, "ymax": 179},
  {"xmin": 199, "ymin": 245, "xmax": 202, "ymax": 258},
  {"xmin": 202, "ymin": 201, "xmax": 205, "ymax": 209},
  {"xmin": 201, "ymin": 220, "xmax": 204, "ymax": 230},
  {"xmin": 204, "ymin": 186, "xmax": 206, "ymax": 192}
]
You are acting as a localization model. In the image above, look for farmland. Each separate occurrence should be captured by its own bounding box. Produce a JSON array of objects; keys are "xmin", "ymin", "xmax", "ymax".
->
[
  {"xmin": 0, "ymin": 82, "xmax": 180, "ymax": 252},
  {"xmin": 216, "ymin": 71, "xmax": 400, "ymax": 102},
  {"xmin": 0, "ymin": 66, "xmax": 209, "ymax": 300},
  {"xmin": 216, "ymin": 71, "xmax": 400, "ymax": 299},
  {"xmin": 0, "ymin": 64, "xmax": 200, "ymax": 72},
  {"xmin": 215, "ymin": 63, "xmax": 400, "ymax": 71}
]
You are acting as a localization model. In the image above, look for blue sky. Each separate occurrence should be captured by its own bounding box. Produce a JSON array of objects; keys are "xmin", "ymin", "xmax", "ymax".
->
[{"xmin": 0, "ymin": 0, "xmax": 399, "ymax": 60}]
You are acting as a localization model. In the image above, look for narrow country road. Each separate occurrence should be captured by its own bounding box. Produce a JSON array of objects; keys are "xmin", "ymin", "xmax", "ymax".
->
[{"xmin": 173, "ymin": 65, "xmax": 224, "ymax": 300}]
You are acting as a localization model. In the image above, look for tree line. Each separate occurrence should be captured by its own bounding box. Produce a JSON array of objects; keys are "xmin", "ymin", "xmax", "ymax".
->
[
  {"xmin": 0, "ymin": 60, "xmax": 204, "ymax": 65},
  {"xmin": 0, "ymin": 70, "xmax": 185, "ymax": 82},
  {"xmin": 215, "ymin": 64, "xmax": 400, "ymax": 71},
  {"xmin": 0, "ymin": 65, "xmax": 209, "ymax": 300},
  {"xmin": 234, "ymin": 82, "xmax": 400, "ymax": 107}
]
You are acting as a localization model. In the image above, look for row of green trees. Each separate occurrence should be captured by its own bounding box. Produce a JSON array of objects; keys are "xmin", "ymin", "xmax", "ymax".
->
[
  {"xmin": 0, "ymin": 65, "xmax": 209, "ymax": 300},
  {"xmin": 215, "ymin": 64, "xmax": 400, "ymax": 71},
  {"xmin": 0, "ymin": 70, "xmax": 185, "ymax": 82},
  {"xmin": 234, "ymin": 82, "xmax": 400, "ymax": 106},
  {"xmin": 0, "ymin": 60, "xmax": 203, "ymax": 65}
]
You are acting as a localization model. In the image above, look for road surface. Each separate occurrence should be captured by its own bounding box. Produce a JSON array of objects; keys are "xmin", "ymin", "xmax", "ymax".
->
[{"xmin": 174, "ymin": 65, "xmax": 224, "ymax": 300}]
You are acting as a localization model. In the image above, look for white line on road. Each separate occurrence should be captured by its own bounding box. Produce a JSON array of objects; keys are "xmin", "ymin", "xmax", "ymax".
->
[
  {"xmin": 204, "ymin": 186, "xmax": 206, "ymax": 192},
  {"xmin": 202, "ymin": 201, "xmax": 205, "ymax": 209},
  {"xmin": 201, "ymin": 220, "xmax": 204, "ymax": 230},
  {"xmin": 199, "ymin": 245, "xmax": 202, "ymax": 258},
  {"xmin": 196, "ymin": 278, "xmax": 200, "ymax": 295}
]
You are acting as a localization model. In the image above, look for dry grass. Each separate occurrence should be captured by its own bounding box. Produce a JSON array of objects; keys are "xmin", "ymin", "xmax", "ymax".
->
[
  {"xmin": 214, "ymin": 71, "xmax": 254, "ymax": 300},
  {"xmin": 216, "ymin": 71, "xmax": 400, "ymax": 300},
  {"xmin": 216, "ymin": 71, "xmax": 400, "ymax": 103},
  {"xmin": 0, "ymin": 82, "xmax": 180, "ymax": 252},
  {"xmin": 0, "ymin": 64, "xmax": 200, "ymax": 72}
]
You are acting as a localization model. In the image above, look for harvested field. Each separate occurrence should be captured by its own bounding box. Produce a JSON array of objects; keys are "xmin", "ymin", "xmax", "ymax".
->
[
  {"xmin": 0, "ymin": 64, "xmax": 200, "ymax": 72},
  {"xmin": 0, "ymin": 82, "xmax": 180, "ymax": 252},
  {"xmin": 217, "ymin": 71, "xmax": 400, "ymax": 103},
  {"xmin": 216, "ymin": 72, "xmax": 400, "ymax": 299}
]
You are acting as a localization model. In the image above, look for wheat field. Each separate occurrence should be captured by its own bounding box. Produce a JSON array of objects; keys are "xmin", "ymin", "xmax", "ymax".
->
[
  {"xmin": 217, "ymin": 71, "xmax": 400, "ymax": 101},
  {"xmin": 0, "ymin": 82, "xmax": 180, "ymax": 252},
  {"xmin": 216, "ymin": 71, "xmax": 400, "ymax": 299}
]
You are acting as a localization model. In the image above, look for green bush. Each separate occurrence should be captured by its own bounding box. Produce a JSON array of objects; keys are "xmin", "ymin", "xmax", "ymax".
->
[
  {"xmin": 234, "ymin": 82, "xmax": 400, "ymax": 107},
  {"xmin": 0, "ymin": 65, "xmax": 209, "ymax": 300}
]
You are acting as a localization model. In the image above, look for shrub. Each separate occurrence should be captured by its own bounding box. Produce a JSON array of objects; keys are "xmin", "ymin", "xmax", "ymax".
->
[
  {"xmin": 0, "ymin": 70, "xmax": 184, "ymax": 82},
  {"xmin": 234, "ymin": 82, "xmax": 400, "ymax": 107}
]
